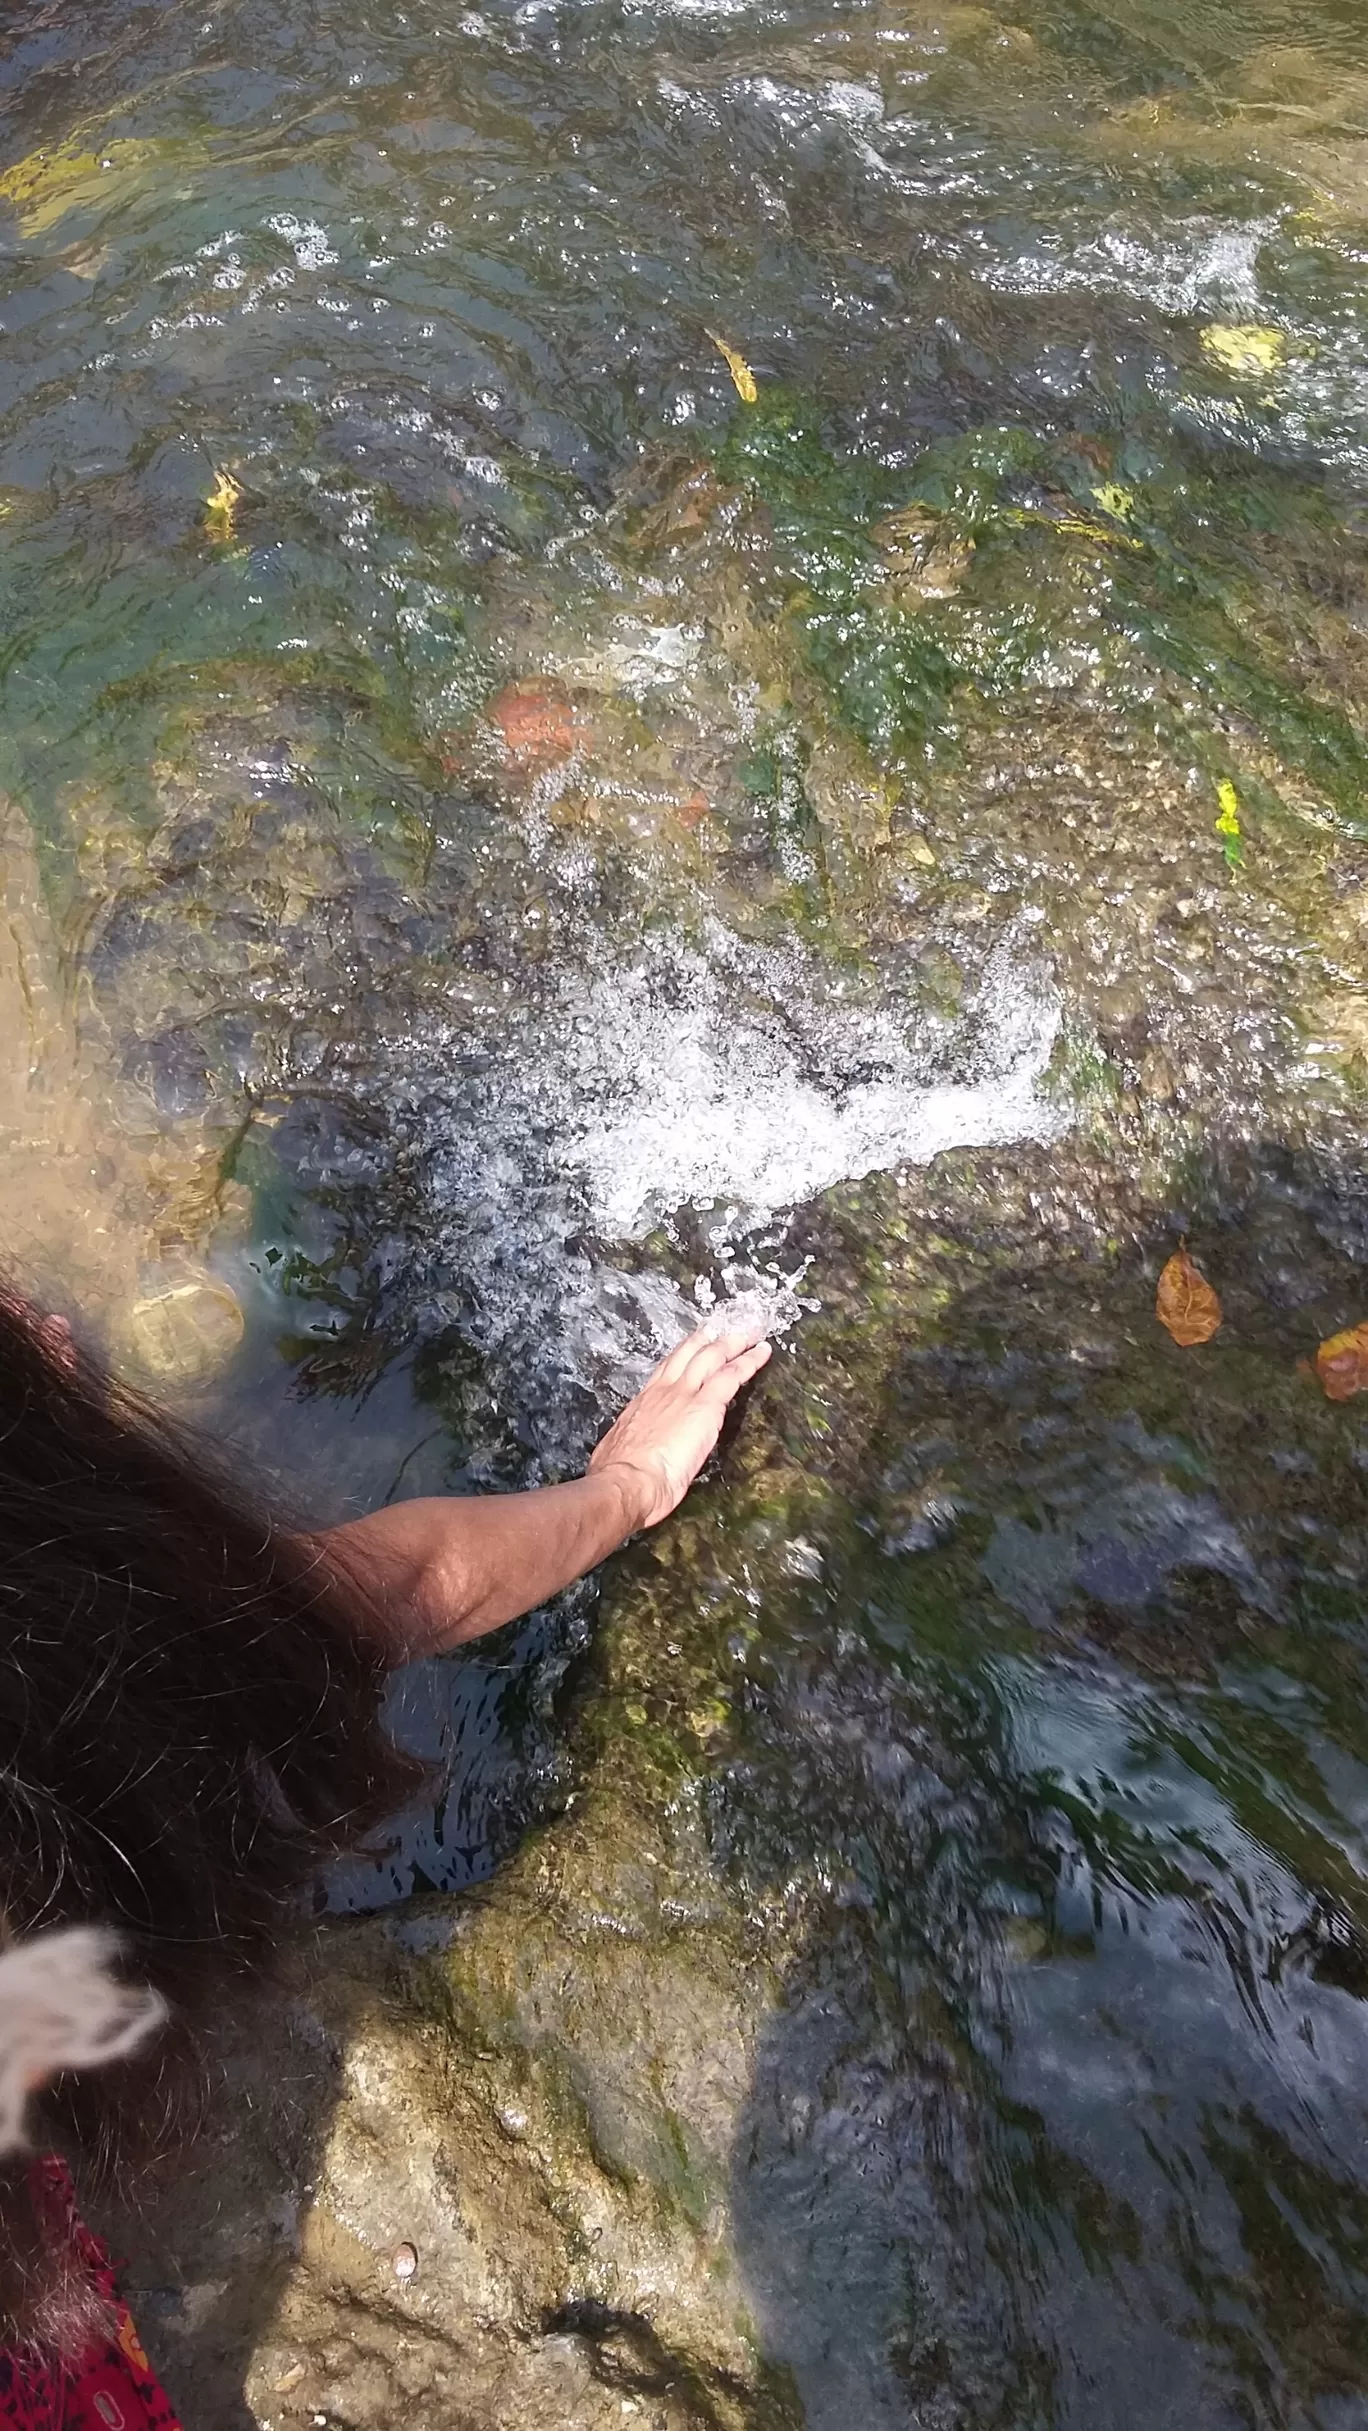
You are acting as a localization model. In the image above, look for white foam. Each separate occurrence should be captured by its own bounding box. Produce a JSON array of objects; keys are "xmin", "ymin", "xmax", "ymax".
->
[
  {"xmin": 264, "ymin": 212, "xmax": 339, "ymax": 272},
  {"xmin": 565, "ymin": 923, "xmax": 1060, "ymax": 1237},
  {"xmin": 378, "ymin": 917, "xmax": 1063, "ymax": 1465},
  {"xmin": 983, "ymin": 214, "xmax": 1278, "ymax": 319},
  {"xmin": 559, "ymin": 621, "xmax": 705, "ymax": 698}
]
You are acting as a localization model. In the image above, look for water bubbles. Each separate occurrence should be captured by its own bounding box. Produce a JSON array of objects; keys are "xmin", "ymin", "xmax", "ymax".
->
[
  {"xmin": 695, "ymin": 1280, "xmax": 807, "ymax": 1342},
  {"xmin": 362, "ymin": 914, "xmax": 1061, "ymax": 1469},
  {"xmin": 264, "ymin": 214, "xmax": 339, "ymax": 272}
]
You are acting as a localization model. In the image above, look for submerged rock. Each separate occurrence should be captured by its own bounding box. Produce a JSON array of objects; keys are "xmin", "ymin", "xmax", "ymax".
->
[
  {"xmin": 119, "ymin": 1268, "xmax": 246, "ymax": 1387},
  {"xmin": 109, "ymin": 1539, "xmax": 806, "ymax": 2430},
  {"xmin": 99, "ymin": 1127, "xmax": 1368, "ymax": 2428},
  {"xmin": 0, "ymin": 795, "xmax": 240, "ymax": 1342}
]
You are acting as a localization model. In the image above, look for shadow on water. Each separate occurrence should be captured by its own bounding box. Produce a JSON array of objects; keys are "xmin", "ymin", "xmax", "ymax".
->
[
  {"xmin": 104, "ymin": 1900, "xmax": 538, "ymax": 2427},
  {"xmin": 102, "ymin": 1966, "xmax": 352, "ymax": 2431},
  {"xmin": 93, "ymin": 1322, "xmax": 597, "ymax": 2417},
  {"xmin": 723, "ymin": 1138, "xmax": 1368, "ymax": 2430}
]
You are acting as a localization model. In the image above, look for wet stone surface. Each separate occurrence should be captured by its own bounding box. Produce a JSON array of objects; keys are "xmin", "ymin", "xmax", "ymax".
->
[{"xmin": 6, "ymin": 0, "xmax": 1368, "ymax": 2421}]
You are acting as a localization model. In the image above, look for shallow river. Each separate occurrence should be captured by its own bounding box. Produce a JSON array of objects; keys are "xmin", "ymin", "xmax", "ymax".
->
[{"xmin": 5, "ymin": 0, "xmax": 1368, "ymax": 2420}]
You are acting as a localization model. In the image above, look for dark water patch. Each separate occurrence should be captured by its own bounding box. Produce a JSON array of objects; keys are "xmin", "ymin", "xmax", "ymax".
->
[{"xmin": 711, "ymin": 1139, "xmax": 1368, "ymax": 2424}]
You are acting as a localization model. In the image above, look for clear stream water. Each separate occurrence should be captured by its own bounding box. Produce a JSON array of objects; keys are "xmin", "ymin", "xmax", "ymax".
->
[{"xmin": 5, "ymin": 0, "xmax": 1368, "ymax": 2419}]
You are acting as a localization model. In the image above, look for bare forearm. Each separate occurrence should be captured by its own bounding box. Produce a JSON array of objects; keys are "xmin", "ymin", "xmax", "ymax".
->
[
  {"xmin": 320, "ymin": 1467, "xmax": 642, "ymax": 1660},
  {"xmin": 316, "ymin": 1321, "xmax": 772, "ymax": 1665}
]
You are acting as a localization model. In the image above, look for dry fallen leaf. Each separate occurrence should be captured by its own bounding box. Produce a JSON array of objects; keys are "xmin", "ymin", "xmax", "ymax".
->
[
  {"xmin": 1156, "ymin": 1245, "xmax": 1222, "ymax": 1346},
  {"xmin": 706, "ymin": 329, "xmax": 758, "ymax": 405},
  {"xmin": 487, "ymin": 679, "xmax": 575, "ymax": 768},
  {"xmin": 1315, "ymin": 1321, "xmax": 1368, "ymax": 1402},
  {"xmin": 1201, "ymin": 322, "xmax": 1287, "ymax": 377},
  {"xmin": 204, "ymin": 468, "xmax": 241, "ymax": 541}
]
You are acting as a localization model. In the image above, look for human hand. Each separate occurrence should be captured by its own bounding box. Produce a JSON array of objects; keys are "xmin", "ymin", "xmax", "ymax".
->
[{"xmin": 588, "ymin": 1323, "xmax": 773, "ymax": 1533}]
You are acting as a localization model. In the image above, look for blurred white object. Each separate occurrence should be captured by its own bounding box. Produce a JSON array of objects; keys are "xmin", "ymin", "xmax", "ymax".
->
[{"xmin": 0, "ymin": 1926, "xmax": 166, "ymax": 2155}]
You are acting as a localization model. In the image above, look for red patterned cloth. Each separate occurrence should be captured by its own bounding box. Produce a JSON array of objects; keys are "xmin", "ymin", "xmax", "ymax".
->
[{"xmin": 0, "ymin": 2162, "xmax": 181, "ymax": 2430}]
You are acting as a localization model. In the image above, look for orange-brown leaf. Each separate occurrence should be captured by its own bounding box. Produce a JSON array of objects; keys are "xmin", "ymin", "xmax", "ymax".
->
[
  {"xmin": 1315, "ymin": 1321, "xmax": 1368, "ymax": 1402},
  {"xmin": 488, "ymin": 680, "xmax": 575, "ymax": 769},
  {"xmin": 1156, "ymin": 1246, "xmax": 1222, "ymax": 1347}
]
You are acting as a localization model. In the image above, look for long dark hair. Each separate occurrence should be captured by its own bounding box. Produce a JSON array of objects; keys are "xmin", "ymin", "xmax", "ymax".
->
[{"xmin": 0, "ymin": 1284, "xmax": 421, "ymax": 2352}]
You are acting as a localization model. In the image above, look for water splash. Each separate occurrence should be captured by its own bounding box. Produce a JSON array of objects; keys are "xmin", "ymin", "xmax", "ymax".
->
[{"xmin": 370, "ymin": 919, "xmax": 1063, "ymax": 1466}]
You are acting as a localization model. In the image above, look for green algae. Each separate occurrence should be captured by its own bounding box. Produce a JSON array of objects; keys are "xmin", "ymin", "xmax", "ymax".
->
[
  {"xmin": 710, "ymin": 398, "xmax": 1368, "ymax": 845},
  {"xmin": 0, "ymin": 135, "xmax": 193, "ymax": 236}
]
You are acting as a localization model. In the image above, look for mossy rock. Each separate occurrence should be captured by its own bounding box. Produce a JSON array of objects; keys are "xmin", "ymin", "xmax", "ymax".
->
[{"xmin": 106, "ymin": 1498, "xmax": 807, "ymax": 2431}]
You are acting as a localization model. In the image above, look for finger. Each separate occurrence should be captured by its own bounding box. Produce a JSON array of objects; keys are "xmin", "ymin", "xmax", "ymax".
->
[
  {"xmin": 676, "ymin": 1324, "xmax": 768, "ymax": 1388},
  {"xmin": 702, "ymin": 1339, "xmax": 773, "ymax": 1401},
  {"xmin": 655, "ymin": 1325, "xmax": 715, "ymax": 1385},
  {"xmin": 720, "ymin": 1333, "xmax": 774, "ymax": 1372}
]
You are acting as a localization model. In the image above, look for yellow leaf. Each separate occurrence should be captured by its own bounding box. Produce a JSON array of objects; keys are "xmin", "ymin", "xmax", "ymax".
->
[
  {"xmin": 204, "ymin": 469, "xmax": 242, "ymax": 542},
  {"xmin": 1003, "ymin": 502, "xmax": 1142, "ymax": 552},
  {"xmin": 1092, "ymin": 482, "xmax": 1135, "ymax": 520},
  {"xmin": 1156, "ymin": 1245, "xmax": 1222, "ymax": 1347},
  {"xmin": 1201, "ymin": 323, "xmax": 1287, "ymax": 378},
  {"xmin": 1214, "ymin": 776, "xmax": 1242, "ymax": 866},
  {"xmin": 1316, "ymin": 1321, "xmax": 1368, "ymax": 1402},
  {"xmin": 1052, "ymin": 512, "xmax": 1129, "ymax": 547},
  {"xmin": 706, "ymin": 329, "xmax": 758, "ymax": 405}
]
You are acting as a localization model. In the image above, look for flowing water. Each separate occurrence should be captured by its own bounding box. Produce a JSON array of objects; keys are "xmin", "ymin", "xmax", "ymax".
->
[{"xmin": 5, "ymin": 0, "xmax": 1368, "ymax": 2418}]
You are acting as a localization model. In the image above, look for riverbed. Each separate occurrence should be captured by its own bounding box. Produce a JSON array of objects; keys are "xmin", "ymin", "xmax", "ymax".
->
[{"xmin": 4, "ymin": 0, "xmax": 1368, "ymax": 2422}]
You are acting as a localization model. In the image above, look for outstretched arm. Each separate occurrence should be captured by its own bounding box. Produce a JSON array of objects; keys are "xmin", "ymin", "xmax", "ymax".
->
[{"xmin": 319, "ymin": 1323, "xmax": 771, "ymax": 1661}]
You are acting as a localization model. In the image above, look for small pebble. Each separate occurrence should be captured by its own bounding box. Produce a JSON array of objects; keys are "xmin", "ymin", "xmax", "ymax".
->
[{"xmin": 392, "ymin": 2241, "xmax": 419, "ymax": 2282}]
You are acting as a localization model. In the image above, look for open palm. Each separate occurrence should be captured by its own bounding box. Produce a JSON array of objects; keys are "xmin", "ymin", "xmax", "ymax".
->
[{"xmin": 588, "ymin": 1323, "xmax": 773, "ymax": 1530}]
